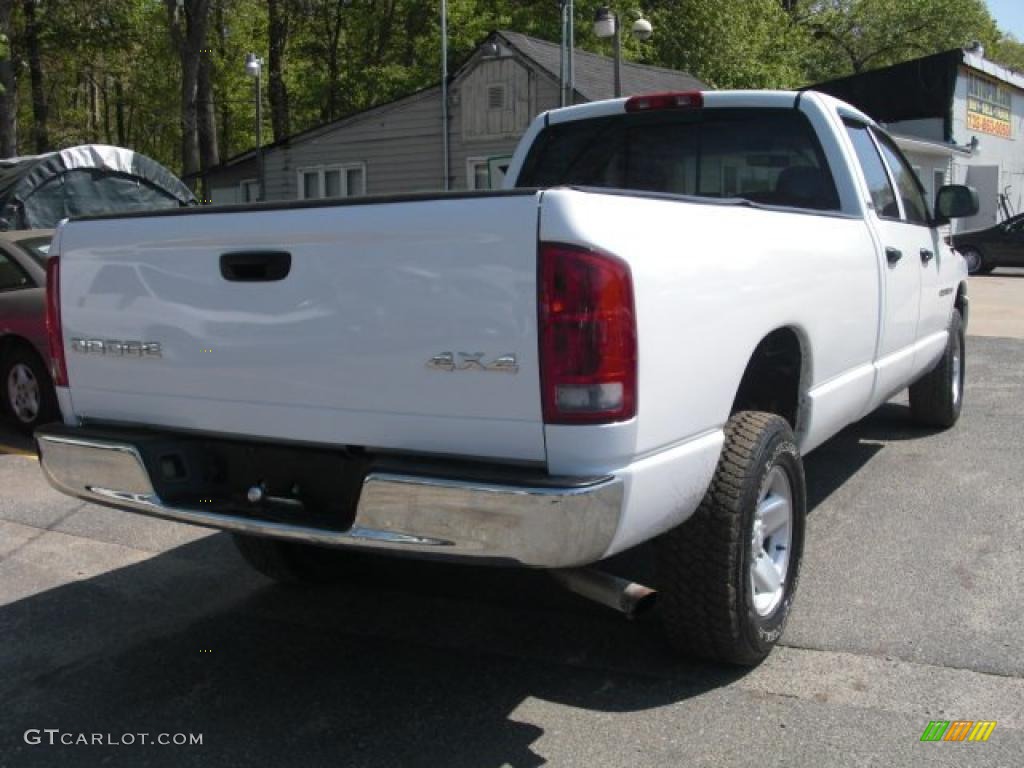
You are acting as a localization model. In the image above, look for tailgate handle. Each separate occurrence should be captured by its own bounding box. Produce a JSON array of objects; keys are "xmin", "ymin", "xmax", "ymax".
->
[{"xmin": 220, "ymin": 251, "xmax": 291, "ymax": 282}]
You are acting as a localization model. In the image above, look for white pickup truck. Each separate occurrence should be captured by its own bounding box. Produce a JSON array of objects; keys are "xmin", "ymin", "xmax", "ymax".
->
[{"xmin": 36, "ymin": 90, "xmax": 978, "ymax": 665}]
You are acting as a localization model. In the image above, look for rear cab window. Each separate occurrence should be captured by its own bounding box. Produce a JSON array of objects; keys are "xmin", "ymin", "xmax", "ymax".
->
[
  {"xmin": 516, "ymin": 108, "xmax": 841, "ymax": 212},
  {"xmin": 844, "ymin": 121, "xmax": 899, "ymax": 218}
]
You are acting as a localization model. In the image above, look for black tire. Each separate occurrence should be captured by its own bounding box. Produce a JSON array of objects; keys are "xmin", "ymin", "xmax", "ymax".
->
[
  {"xmin": 656, "ymin": 411, "xmax": 806, "ymax": 666},
  {"xmin": 909, "ymin": 309, "xmax": 964, "ymax": 429},
  {"xmin": 1, "ymin": 345, "xmax": 58, "ymax": 435},
  {"xmin": 232, "ymin": 534, "xmax": 352, "ymax": 585},
  {"xmin": 959, "ymin": 247, "xmax": 986, "ymax": 276}
]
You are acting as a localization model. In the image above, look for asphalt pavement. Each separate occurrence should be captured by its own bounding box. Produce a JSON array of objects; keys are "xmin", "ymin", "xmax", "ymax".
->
[{"xmin": 1, "ymin": 270, "xmax": 1022, "ymax": 767}]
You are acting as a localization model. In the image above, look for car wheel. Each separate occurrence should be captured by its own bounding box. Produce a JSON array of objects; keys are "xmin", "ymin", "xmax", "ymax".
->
[
  {"xmin": 232, "ymin": 534, "xmax": 352, "ymax": 585},
  {"xmin": 960, "ymin": 247, "xmax": 985, "ymax": 275},
  {"xmin": 909, "ymin": 309, "xmax": 964, "ymax": 429},
  {"xmin": 2, "ymin": 346, "xmax": 58, "ymax": 435},
  {"xmin": 656, "ymin": 411, "xmax": 806, "ymax": 666}
]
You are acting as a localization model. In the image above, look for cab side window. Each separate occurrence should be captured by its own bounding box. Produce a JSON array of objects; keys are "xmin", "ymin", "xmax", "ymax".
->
[
  {"xmin": 844, "ymin": 121, "xmax": 899, "ymax": 219},
  {"xmin": 871, "ymin": 130, "xmax": 931, "ymax": 225},
  {"xmin": 0, "ymin": 249, "xmax": 33, "ymax": 292}
]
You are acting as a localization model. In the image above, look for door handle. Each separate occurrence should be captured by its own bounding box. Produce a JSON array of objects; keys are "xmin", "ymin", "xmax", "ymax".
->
[
  {"xmin": 220, "ymin": 251, "xmax": 291, "ymax": 282},
  {"xmin": 885, "ymin": 247, "xmax": 903, "ymax": 264},
  {"xmin": 920, "ymin": 248, "xmax": 934, "ymax": 264}
]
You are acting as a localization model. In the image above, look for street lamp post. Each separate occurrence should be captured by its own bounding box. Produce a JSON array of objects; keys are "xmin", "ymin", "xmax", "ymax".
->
[
  {"xmin": 245, "ymin": 53, "xmax": 265, "ymax": 202},
  {"xmin": 593, "ymin": 7, "xmax": 653, "ymax": 98}
]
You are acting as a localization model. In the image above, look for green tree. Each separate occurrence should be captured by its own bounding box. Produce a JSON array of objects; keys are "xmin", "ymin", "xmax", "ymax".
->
[
  {"xmin": 645, "ymin": 0, "xmax": 808, "ymax": 88},
  {"xmin": 991, "ymin": 33, "xmax": 1024, "ymax": 73},
  {"xmin": 795, "ymin": 0, "xmax": 999, "ymax": 80}
]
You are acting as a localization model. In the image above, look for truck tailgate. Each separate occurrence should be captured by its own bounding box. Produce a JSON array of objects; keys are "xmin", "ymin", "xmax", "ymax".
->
[{"xmin": 56, "ymin": 192, "xmax": 546, "ymax": 462}]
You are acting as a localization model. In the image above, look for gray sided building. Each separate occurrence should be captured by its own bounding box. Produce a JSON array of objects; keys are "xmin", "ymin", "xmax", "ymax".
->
[
  {"xmin": 813, "ymin": 48, "xmax": 1024, "ymax": 231},
  {"xmin": 202, "ymin": 31, "xmax": 704, "ymax": 204}
]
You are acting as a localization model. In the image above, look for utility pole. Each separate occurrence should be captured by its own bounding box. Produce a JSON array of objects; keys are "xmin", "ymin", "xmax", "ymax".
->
[
  {"xmin": 441, "ymin": 0, "xmax": 450, "ymax": 191},
  {"xmin": 561, "ymin": 0, "xmax": 575, "ymax": 107}
]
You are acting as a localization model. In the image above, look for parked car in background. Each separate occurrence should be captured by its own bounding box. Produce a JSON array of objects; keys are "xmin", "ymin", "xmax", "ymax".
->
[
  {"xmin": 0, "ymin": 229, "xmax": 57, "ymax": 433},
  {"xmin": 952, "ymin": 212, "xmax": 1024, "ymax": 275}
]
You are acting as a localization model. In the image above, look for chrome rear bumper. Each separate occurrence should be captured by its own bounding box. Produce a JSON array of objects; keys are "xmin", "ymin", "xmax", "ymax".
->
[{"xmin": 36, "ymin": 430, "xmax": 622, "ymax": 568}]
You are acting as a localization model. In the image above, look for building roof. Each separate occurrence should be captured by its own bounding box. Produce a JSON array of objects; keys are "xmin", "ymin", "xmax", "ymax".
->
[
  {"xmin": 199, "ymin": 31, "xmax": 705, "ymax": 179},
  {"xmin": 496, "ymin": 30, "xmax": 705, "ymax": 101},
  {"xmin": 891, "ymin": 132, "xmax": 972, "ymax": 158},
  {"xmin": 809, "ymin": 48, "xmax": 1023, "ymax": 143}
]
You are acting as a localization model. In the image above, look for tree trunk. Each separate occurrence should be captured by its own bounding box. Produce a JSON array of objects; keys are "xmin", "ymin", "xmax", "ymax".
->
[
  {"xmin": 114, "ymin": 78, "xmax": 126, "ymax": 146},
  {"xmin": 325, "ymin": 7, "xmax": 344, "ymax": 120},
  {"xmin": 88, "ymin": 73, "xmax": 99, "ymax": 142},
  {"xmin": 165, "ymin": 0, "xmax": 212, "ymax": 182},
  {"xmin": 22, "ymin": 0, "xmax": 49, "ymax": 153},
  {"xmin": 267, "ymin": 0, "xmax": 290, "ymax": 140},
  {"xmin": 214, "ymin": 0, "xmax": 230, "ymax": 159},
  {"xmin": 197, "ymin": 47, "xmax": 219, "ymax": 170},
  {"xmin": 0, "ymin": 0, "xmax": 17, "ymax": 157}
]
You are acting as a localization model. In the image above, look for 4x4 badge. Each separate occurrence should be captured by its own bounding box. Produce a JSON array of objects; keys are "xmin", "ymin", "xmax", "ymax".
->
[{"xmin": 427, "ymin": 352, "xmax": 518, "ymax": 374}]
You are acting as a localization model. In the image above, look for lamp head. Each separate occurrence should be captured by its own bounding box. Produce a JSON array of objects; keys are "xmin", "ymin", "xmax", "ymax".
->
[
  {"xmin": 593, "ymin": 7, "xmax": 616, "ymax": 39},
  {"xmin": 632, "ymin": 17, "xmax": 653, "ymax": 41},
  {"xmin": 245, "ymin": 53, "xmax": 262, "ymax": 78}
]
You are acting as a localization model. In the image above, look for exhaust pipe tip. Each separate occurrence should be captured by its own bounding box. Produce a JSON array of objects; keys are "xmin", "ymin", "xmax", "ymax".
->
[
  {"xmin": 620, "ymin": 581, "xmax": 658, "ymax": 619},
  {"xmin": 552, "ymin": 568, "xmax": 658, "ymax": 620}
]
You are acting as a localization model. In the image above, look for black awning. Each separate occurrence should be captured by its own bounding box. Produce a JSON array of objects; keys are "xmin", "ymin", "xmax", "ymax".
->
[{"xmin": 808, "ymin": 50, "xmax": 963, "ymax": 141}]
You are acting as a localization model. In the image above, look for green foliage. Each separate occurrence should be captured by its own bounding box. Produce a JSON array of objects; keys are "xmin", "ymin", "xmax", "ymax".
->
[
  {"xmin": 794, "ymin": 0, "xmax": 999, "ymax": 80},
  {"xmin": 990, "ymin": 34, "xmax": 1024, "ymax": 73},
  {"xmin": 0, "ymin": 0, "xmax": 1018, "ymax": 172},
  {"xmin": 645, "ymin": 0, "xmax": 808, "ymax": 89}
]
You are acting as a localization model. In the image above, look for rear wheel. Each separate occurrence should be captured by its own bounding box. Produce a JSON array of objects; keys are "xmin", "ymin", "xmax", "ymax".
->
[
  {"xmin": 960, "ymin": 247, "xmax": 986, "ymax": 276},
  {"xmin": 909, "ymin": 309, "xmax": 964, "ymax": 429},
  {"xmin": 232, "ymin": 534, "xmax": 352, "ymax": 585},
  {"xmin": 656, "ymin": 411, "xmax": 806, "ymax": 665},
  {"xmin": 1, "ymin": 346, "xmax": 58, "ymax": 435}
]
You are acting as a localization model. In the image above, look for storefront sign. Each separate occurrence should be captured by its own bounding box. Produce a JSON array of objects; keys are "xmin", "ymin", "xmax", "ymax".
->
[{"xmin": 966, "ymin": 72, "xmax": 1012, "ymax": 138}]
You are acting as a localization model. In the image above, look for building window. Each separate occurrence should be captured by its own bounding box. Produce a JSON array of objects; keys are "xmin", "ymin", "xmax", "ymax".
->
[
  {"xmin": 487, "ymin": 84, "xmax": 507, "ymax": 110},
  {"xmin": 239, "ymin": 179, "xmax": 259, "ymax": 203},
  {"xmin": 297, "ymin": 163, "xmax": 367, "ymax": 200},
  {"xmin": 467, "ymin": 158, "xmax": 491, "ymax": 190}
]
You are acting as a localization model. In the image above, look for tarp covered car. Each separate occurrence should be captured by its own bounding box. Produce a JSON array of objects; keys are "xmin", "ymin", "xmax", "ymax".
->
[{"xmin": 0, "ymin": 144, "xmax": 195, "ymax": 230}]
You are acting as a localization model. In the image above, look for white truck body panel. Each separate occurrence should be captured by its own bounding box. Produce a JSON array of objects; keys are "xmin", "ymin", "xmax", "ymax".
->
[
  {"xmin": 42, "ymin": 89, "xmax": 968, "ymax": 567},
  {"xmin": 57, "ymin": 193, "xmax": 548, "ymax": 462}
]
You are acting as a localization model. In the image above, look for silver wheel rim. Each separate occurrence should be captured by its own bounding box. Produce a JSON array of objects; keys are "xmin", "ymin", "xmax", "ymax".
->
[
  {"xmin": 964, "ymin": 250, "xmax": 981, "ymax": 274},
  {"xmin": 951, "ymin": 335, "xmax": 962, "ymax": 406},
  {"xmin": 750, "ymin": 465, "xmax": 793, "ymax": 617},
  {"xmin": 7, "ymin": 362, "xmax": 41, "ymax": 424}
]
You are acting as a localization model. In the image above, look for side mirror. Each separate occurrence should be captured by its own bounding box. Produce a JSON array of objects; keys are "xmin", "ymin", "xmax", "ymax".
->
[{"xmin": 934, "ymin": 184, "xmax": 979, "ymax": 224}]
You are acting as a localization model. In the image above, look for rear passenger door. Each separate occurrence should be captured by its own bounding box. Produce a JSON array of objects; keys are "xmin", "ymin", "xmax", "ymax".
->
[
  {"xmin": 843, "ymin": 120, "xmax": 923, "ymax": 403},
  {"xmin": 870, "ymin": 129, "xmax": 947, "ymax": 375}
]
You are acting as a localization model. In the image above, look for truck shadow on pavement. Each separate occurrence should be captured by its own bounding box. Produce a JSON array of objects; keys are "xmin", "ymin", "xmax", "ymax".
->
[{"xmin": 0, "ymin": 406, "xmax": 912, "ymax": 767}]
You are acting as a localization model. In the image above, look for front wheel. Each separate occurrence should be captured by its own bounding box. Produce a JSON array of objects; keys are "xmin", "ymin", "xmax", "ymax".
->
[
  {"xmin": 656, "ymin": 411, "xmax": 807, "ymax": 666},
  {"xmin": 2, "ymin": 346, "xmax": 58, "ymax": 435},
  {"xmin": 909, "ymin": 309, "xmax": 964, "ymax": 429}
]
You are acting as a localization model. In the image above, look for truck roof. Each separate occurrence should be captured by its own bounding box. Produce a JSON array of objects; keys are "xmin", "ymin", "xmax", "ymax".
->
[{"xmin": 544, "ymin": 89, "xmax": 877, "ymax": 128}]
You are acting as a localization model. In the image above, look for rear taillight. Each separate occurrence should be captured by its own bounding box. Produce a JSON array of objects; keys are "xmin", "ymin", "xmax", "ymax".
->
[
  {"xmin": 45, "ymin": 255, "xmax": 68, "ymax": 387},
  {"xmin": 625, "ymin": 91, "xmax": 703, "ymax": 113},
  {"xmin": 539, "ymin": 243, "xmax": 637, "ymax": 425}
]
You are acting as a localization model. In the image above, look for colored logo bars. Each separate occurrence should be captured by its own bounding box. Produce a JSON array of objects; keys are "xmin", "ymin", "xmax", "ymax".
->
[{"xmin": 920, "ymin": 721, "xmax": 997, "ymax": 742}]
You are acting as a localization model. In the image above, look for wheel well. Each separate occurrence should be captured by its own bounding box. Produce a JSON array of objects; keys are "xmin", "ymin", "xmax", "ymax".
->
[
  {"xmin": 955, "ymin": 282, "xmax": 968, "ymax": 330},
  {"xmin": 731, "ymin": 328, "xmax": 805, "ymax": 431},
  {"xmin": 0, "ymin": 335, "xmax": 42, "ymax": 367}
]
